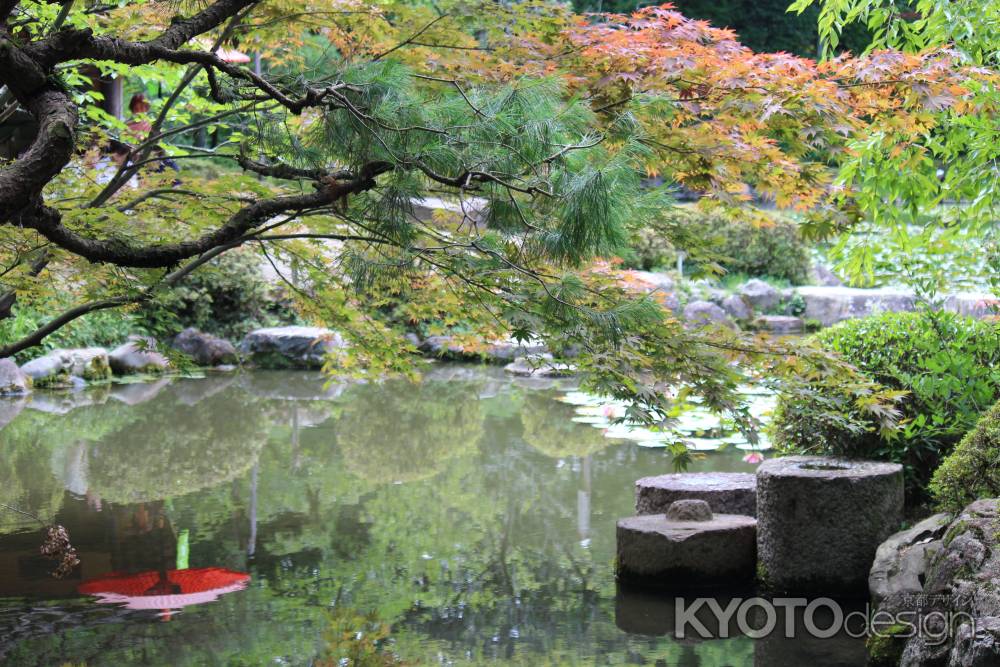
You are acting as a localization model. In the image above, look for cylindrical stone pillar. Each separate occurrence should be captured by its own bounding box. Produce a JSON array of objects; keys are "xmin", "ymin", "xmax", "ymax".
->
[{"xmin": 756, "ymin": 456, "xmax": 903, "ymax": 596}]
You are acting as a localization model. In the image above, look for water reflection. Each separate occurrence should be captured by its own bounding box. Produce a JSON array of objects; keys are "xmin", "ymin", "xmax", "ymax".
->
[{"xmin": 0, "ymin": 366, "xmax": 856, "ymax": 665}]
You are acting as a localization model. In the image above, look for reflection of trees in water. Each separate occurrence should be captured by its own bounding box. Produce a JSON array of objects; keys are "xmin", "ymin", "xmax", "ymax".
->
[
  {"xmin": 0, "ymin": 383, "xmax": 271, "ymax": 513},
  {"xmin": 85, "ymin": 388, "xmax": 270, "ymax": 504},
  {"xmin": 256, "ymin": 412, "xmax": 614, "ymax": 662},
  {"xmin": 0, "ymin": 370, "xmax": 762, "ymax": 665},
  {"xmin": 0, "ymin": 437, "xmax": 64, "ymax": 533},
  {"xmin": 0, "ymin": 404, "xmax": 136, "ymax": 532},
  {"xmin": 519, "ymin": 395, "xmax": 615, "ymax": 458},
  {"xmin": 336, "ymin": 380, "xmax": 484, "ymax": 484},
  {"xmin": 0, "ymin": 601, "xmax": 148, "ymax": 664}
]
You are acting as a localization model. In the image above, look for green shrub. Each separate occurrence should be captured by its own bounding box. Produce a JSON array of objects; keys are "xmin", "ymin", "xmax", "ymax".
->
[
  {"xmin": 771, "ymin": 311, "xmax": 1000, "ymax": 498},
  {"xmin": 139, "ymin": 248, "xmax": 300, "ymax": 341},
  {"xmin": 930, "ymin": 398, "xmax": 1000, "ymax": 512},
  {"xmin": 623, "ymin": 207, "xmax": 812, "ymax": 284},
  {"xmin": 0, "ymin": 298, "xmax": 142, "ymax": 363}
]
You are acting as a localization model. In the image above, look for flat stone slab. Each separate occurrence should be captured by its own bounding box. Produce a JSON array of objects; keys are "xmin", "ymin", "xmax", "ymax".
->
[
  {"xmin": 616, "ymin": 513, "xmax": 757, "ymax": 588},
  {"xmin": 756, "ymin": 456, "xmax": 903, "ymax": 596},
  {"xmin": 636, "ymin": 472, "xmax": 757, "ymax": 517}
]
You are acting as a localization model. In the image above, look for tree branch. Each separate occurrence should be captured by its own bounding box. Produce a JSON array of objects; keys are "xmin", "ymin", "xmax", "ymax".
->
[
  {"xmin": 0, "ymin": 240, "xmax": 239, "ymax": 357},
  {"xmin": 13, "ymin": 162, "xmax": 393, "ymax": 267},
  {"xmin": 372, "ymin": 14, "xmax": 449, "ymax": 61},
  {"xmin": 236, "ymin": 154, "xmax": 330, "ymax": 180}
]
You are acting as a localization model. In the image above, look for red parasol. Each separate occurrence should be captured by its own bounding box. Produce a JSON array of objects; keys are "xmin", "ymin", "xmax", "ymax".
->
[
  {"xmin": 78, "ymin": 567, "xmax": 250, "ymax": 616},
  {"xmin": 214, "ymin": 46, "xmax": 251, "ymax": 64},
  {"xmin": 193, "ymin": 38, "xmax": 251, "ymax": 63}
]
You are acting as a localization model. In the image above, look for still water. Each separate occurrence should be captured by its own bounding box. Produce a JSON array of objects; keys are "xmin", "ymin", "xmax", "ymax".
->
[{"xmin": 0, "ymin": 365, "xmax": 863, "ymax": 665}]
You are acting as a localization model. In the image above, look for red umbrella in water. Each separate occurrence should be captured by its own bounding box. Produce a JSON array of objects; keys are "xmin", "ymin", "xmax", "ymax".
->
[{"xmin": 78, "ymin": 567, "xmax": 250, "ymax": 617}]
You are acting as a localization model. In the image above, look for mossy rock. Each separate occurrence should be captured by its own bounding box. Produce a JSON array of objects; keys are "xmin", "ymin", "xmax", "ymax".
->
[{"xmin": 866, "ymin": 626, "xmax": 907, "ymax": 666}]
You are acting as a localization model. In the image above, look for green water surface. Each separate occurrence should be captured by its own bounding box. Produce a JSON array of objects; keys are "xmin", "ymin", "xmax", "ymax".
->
[{"xmin": 0, "ymin": 365, "xmax": 863, "ymax": 666}]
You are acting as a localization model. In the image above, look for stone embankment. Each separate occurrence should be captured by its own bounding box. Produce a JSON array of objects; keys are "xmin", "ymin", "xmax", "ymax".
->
[{"xmin": 625, "ymin": 269, "xmax": 999, "ymax": 332}]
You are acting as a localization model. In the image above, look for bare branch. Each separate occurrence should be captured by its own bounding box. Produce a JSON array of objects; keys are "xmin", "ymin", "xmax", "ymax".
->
[
  {"xmin": 236, "ymin": 154, "xmax": 330, "ymax": 180},
  {"xmin": 372, "ymin": 14, "xmax": 449, "ymax": 61}
]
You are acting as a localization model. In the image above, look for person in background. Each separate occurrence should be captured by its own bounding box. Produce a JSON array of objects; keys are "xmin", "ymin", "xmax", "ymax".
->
[
  {"xmin": 125, "ymin": 93, "xmax": 153, "ymax": 140},
  {"xmin": 126, "ymin": 93, "xmax": 181, "ymax": 183}
]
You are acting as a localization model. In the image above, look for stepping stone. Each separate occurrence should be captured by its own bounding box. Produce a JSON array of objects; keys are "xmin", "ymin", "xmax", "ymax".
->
[
  {"xmin": 636, "ymin": 472, "xmax": 757, "ymax": 517},
  {"xmin": 756, "ymin": 456, "xmax": 903, "ymax": 596},
  {"xmin": 616, "ymin": 500, "xmax": 757, "ymax": 589}
]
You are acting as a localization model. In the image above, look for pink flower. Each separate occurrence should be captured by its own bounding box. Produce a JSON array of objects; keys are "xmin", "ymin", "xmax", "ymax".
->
[{"xmin": 742, "ymin": 451, "xmax": 765, "ymax": 464}]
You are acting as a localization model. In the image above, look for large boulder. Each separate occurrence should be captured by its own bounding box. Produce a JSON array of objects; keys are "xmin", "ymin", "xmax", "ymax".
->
[
  {"xmin": 617, "ymin": 501, "xmax": 757, "ymax": 589},
  {"xmin": 949, "ymin": 617, "xmax": 1000, "ymax": 667},
  {"xmin": 108, "ymin": 337, "xmax": 170, "ymax": 375},
  {"xmin": 418, "ymin": 335, "xmax": 467, "ymax": 359},
  {"xmin": 419, "ymin": 335, "xmax": 546, "ymax": 363},
  {"xmin": 683, "ymin": 300, "xmax": 737, "ymax": 329},
  {"xmin": 410, "ymin": 195, "xmax": 487, "ymax": 225},
  {"xmin": 753, "ymin": 315, "xmax": 804, "ymax": 335},
  {"xmin": 891, "ymin": 499, "xmax": 1000, "ymax": 667},
  {"xmin": 503, "ymin": 353, "xmax": 575, "ymax": 378},
  {"xmin": 756, "ymin": 456, "xmax": 903, "ymax": 596},
  {"xmin": 171, "ymin": 328, "xmax": 238, "ymax": 366},
  {"xmin": 239, "ymin": 326, "xmax": 346, "ymax": 369},
  {"xmin": 636, "ymin": 472, "xmax": 757, "ymax": 517},
  {"xmin": 483, "ymin": 338, "xmax": 548, "ymax": 363},
  {"xmin": 20, "ymin": 348, "xmax": 111, "ymax": 387},
  {"xmin": 812, "ymin": 264, "xmax": 844, "ymax": 287},
  {"xmin": 869, "ymin": 512, "xmax": 952, "ymax": 612},
  {"xmin": 721, "ymin": 294, "xmax": 754, "ymax": 321},
  {"xmin": 793, "ymin": 286, "xmax": 916, "ymax": 327},
  {"xmin": 943, "ymin": 293, "xmax": 1000, "ymax": 319},
  {"xmin": 629, "ymin": 270, "xmax": 675, "ymax": 292},
  {"xmin": 0, "ymin": 358, "xmax": 31, "ymax": 395},
  {"xmin": 740, "ymin": 279, "xmax": 781, "ymax": 312}
]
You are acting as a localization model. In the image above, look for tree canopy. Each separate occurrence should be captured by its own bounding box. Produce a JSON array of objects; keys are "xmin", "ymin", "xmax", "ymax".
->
[
  {"xmin": 0, "ymin": 0, "xmax": 978, "ymax": 444},
  {"xmin": 790, "ymin": 0, "xmax": 1000, "ymax": 290}
]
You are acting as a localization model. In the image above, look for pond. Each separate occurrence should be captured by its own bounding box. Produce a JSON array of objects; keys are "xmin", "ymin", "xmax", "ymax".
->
[{"xmin": 0, "ymin": 365, "xmax": 863, "ymax": 665}]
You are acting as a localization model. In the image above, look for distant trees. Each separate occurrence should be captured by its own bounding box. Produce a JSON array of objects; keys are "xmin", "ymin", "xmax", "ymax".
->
[{"xmin": 569, "ymin": 0, "xmax": 871, "ymax": 57}]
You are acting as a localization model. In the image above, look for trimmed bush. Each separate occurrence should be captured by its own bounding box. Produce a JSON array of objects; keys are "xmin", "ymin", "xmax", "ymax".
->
[
  {"xmin": 623, "ymin": 207, "xmax": 811, "ymax": 284},
  {"xmin": 771, "ymin": 311, "xmax": 1000, "ymax": 498},
  {"xmin": 931, "ymin": 399, "xmax": 1000, "ymax": 512}
]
